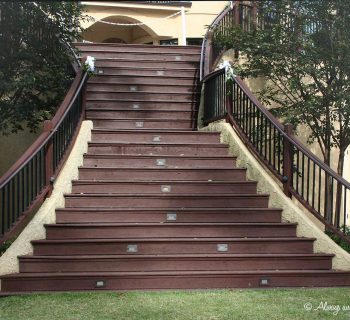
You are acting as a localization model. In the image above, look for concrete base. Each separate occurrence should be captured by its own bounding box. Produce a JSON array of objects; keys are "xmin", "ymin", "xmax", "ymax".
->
[
  {"xmin": 0, "ymin": 121, "xmax": 93, "ymax": 277},
  {"xmin": 201, "ymin": 120, "xmax": 350, "ymax": 271}
]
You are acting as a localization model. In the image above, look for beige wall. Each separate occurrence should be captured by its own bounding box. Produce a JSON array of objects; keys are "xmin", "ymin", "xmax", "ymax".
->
[{"xmin": 80, "ymin": 1, "xmax": 227, "ymax": 44}]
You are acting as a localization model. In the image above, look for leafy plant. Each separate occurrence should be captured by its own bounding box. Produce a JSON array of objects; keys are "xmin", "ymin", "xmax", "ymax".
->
[
  {"xmin": 326, "ymin": 226, "xmax": 350, "ymax": 253},
  {"xmin": 0, "ymin": 239, "xmax": 15, "ymax": 256},
  {"xmin": 0, "ymin": 1, "xmax": 90, "ymax": 135}
]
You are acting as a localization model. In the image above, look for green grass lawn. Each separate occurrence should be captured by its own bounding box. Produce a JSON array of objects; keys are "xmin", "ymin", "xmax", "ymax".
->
[{"xmin": 1, "ymin": 289, "xmax": 350, "ymax": 320}]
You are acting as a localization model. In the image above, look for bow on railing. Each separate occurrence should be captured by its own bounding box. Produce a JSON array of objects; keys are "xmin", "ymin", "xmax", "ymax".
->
[{"xmin": 200, "ymin": 1, "xmax": 350, "ymax": 244}]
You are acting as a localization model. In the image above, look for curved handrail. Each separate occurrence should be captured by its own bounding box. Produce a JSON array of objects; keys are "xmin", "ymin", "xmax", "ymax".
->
[
  {"xmin": 200, "ymin": 2, "xmax": 236, "ymax": 80},
  {"xmin": 201, "ymin": 2, "xmax": 350, "ymax": 244},
  {"xmin": 0, "ymin": 72, "xmax": 86, "ymax": 189},
  {"xmin": 0, "ymin": 70, "xmax": 88, "ymax": 242}
]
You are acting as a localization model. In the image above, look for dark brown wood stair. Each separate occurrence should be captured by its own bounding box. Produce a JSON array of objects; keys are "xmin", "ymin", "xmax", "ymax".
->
[{"xmin": 2, "ymin": 43, "xmax": 350, "ymax": 293}]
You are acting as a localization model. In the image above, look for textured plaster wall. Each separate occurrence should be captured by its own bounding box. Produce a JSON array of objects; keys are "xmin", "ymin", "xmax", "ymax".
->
[
  {"xmin": 201, "ymin": 120, "xmax": 350, "ymax": 270},
  {"xmin": 0, "ymin": 121, "xmax": 93, "ymax": 279},
  {"xmin": 80, "ymin": 1, "xmax": 227, "ymax": 44}
]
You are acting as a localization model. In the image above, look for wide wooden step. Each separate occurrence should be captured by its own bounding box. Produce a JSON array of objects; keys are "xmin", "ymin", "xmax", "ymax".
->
[
  {"xmin": 87, "ymin": 142, "xmax": 229, "ymax": 156},
  {"xmin": 85, "ymin": 101, "xmax": 197, "ymax": 111},
  {"xmin": 90, "ymin": 130, "xmax": 220, "ymax": 143},
  {"xmin": 4, "ymin": 270, "xmax": 350, "ymax": 292},
  {"xmin": 71, "ymin": 180, "xmax": 258, "ymax": 195},
  {"xmin": 32, "ymin": 237, "xmax": 316, "ymax": 256},
  {"xmin": 87, "ymin": 84, "xmax": 199, "ymax": 94},
  {"xmin": 45, "ymin": 222, "xmax": 296, "ymax": 239},
  {"xmin": 94, "ymin": 67, "xmax": 199, "ymax": 77},
  {"xmin": 88, "ymin": 75, "xmax": 200, "ymax": 86},
  {"xmin": 91, "ymin": 118, "xmax": 195, "ymax": 130},
  {"xmin": 82, "ymin": 155, "xmax": 235, "ymax": 169},
  {"xmin": 18, "ymin": 253, "xmax": 333, "ymax": 273},
  {"xmin": 86, "ymin": 92, "xmax": 199, "ymax": 103},
  {"xmin": 64, "ymin": 194, "xmax": 270, "ymax": 209},
  {"xmin": 78, "ymin": 168, "xmax": 247, "ymax": 181},
  {"xmin": 86, "ymin": 108, "xmax": 195, "ymax": 119},
  {"xmin": 95, "ymin": 59, "xmax": 199, "ymax": 69},
  {"xmin": 55, "ymin": 207, "xmax": 282, "ymax": 223}
]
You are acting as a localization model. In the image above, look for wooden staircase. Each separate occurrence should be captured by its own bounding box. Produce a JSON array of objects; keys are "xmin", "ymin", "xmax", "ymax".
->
[{"xmin": 2, "ymin": 43, "xmax": 350, "ymax": 292}]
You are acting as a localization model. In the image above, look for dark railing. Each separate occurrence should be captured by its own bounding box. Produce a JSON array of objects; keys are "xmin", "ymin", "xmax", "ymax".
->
[
  {"xmin": 203, "ymin": 69, "xmax": 226, "ymax": 124},
  {"xmin": 201, "ymin": 2, "xmax": 350, "ymax": 244},
  {"xmin": 0, "ymin": 71, "xmax": 88, "ymax": 242},
  {"xmin": 0, "ymin": 2, "xmax": 88, "ymax": 242}
]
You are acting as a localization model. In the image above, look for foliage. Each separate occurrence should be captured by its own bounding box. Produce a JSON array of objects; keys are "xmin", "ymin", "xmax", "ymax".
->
[
  {"xmin": 326, "ymin": 226, "xmax": 350, "ymax": 253},
  {"xmin": 215, "ymin": 0, "xmax": 350, "ymax": 175},
  {"xmin": 0, "ymin": 238, "xmax": 15, "ymax": 256},
  {"xmin": 0, "ymin": 1, "xmax": 89, "ymax": 135}
]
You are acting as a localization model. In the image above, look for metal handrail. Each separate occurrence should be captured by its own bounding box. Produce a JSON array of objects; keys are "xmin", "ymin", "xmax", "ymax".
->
[{"xmin": 201, "ymin": 2, "xmax": 350, "ymax": 244}]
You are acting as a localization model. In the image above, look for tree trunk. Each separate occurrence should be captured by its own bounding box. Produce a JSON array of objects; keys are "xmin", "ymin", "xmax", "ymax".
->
[
  {"xmin": 335, "ymin": 148, "xmax": 345, "ymax": 228},
  {"xmin": 324, "ymin": 146, "xmax": 333, "ymax": 224}
]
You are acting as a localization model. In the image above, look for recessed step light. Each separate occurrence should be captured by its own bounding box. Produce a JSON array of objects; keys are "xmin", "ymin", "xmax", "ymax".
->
[
  {"xmin": 161, "ymin": 185, "xmax": 171, "ymax": 193},
  {"xmin": 217, "ymin": 244, "xmax": 228, "ymax": 252},
  {"xmin": 135, "ymin": 121, "xmax": 144, "ymax": 128},
  {"xmin": 260, "ymin": 278, "xmax": 270, "ymax": 286},
  {"xmin": 95, "ymin": 280, "xmax": 106, "ymax": 288},
  {"xmin": 153, "ymin": 135, "xmax": 161, "ymax": 142},
  {"xmin": 156, "ymin": 159, "xmax": 166, "ymax": 166},
  {"xmin": 127, "ymin": 244, "xmax": 138, "ymax": 253},
  {"xmin": 166, "ymin": 212, "xmax": 177, "ymax": 221}
]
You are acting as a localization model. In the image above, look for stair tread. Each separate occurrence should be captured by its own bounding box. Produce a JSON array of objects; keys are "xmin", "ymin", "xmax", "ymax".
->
[
  {"xmin": 88, "ymin": 81, "xmax": 200, "ymax": 86},
  {"xmin": 83, "ymin": 155, "xmax": 235, "ymax": 159},
  {"xmin": 88, "ymin": 142, "xmax": 227, "ymax": 146},
  {"xmin": 20, "ymin": 253, "xmax": 334, "ymax": 259},
  {"xmin": 72, "ymin": 180, "xmax": 253, "ymax": 184},
  {"xmin": 31, "ymin": 237, "xmax": 316, "ymax": 244},
  {"xmin": 64, "ymin": 194, "xmax": 267, "ymax": 199},
  {"xmin": 56, "ymin": 207, "xmax": 281, "ymax": 212},
  {"xmin": 45, "ymin": 222, "xmax": 297, "ymax": 227},
  {"xmin": 4, "ymin": 270, "xmax": 349, "ymax": 278},
  {"xmin": 91, "ymin": 129, "xmax": 218, "ymax": 134},
  {"xmin": 79, "ymin": 168, "xmax": 242, "ymax": 171},
  {"xmin": 87, "ymin": 92, "xmax": 200, "ymax": 95}
]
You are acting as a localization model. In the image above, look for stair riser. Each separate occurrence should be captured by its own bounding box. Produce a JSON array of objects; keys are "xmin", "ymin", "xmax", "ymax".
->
[
  {"xmin": 64, "ymin": 196, "xmax": 269, "ymax": 208},
  {"xmin": 87, "ymin": 84, "xmax": 199, "ymax": 93},
  {"xmin": 96, "ymin": 61, "xmax": 199, "ymax": 68},
  {"xmin": 89, "ymin": 77, "xmax": 199, "ymax": 86},
  {"xmin": 76, "ymin": 44, "xmax": 201, "ymax": 54},
  {"xmin": 96, "ymin": 69, "xmax": 199, "ymax": 77},
  {"xmin": 82, "ymin": 158, "xmax": 235, "ymax": 169},
  {"xmin": 86, "ymin": 93, "xmax": 198, "ymax": 102},
  {"xmin": 33, "ymin": 240, "xmax": 314, "ymax": 256},
  {"xmin": 87, "ymin": 110, "xmax": 194, "ymax": 119},
  {"xmin": 86, "ymin": 102, "xmax": 196, "ymax": 111},
  {"xmin": 46, "ymin": 225, "xmax": 296, "ymax": 240},
  {"xmin": 56, "ymin": 210, "xmax": 280, "ymax": 223},
  {"xmin": 6, "ymin": 273, "xmax": 350, "ymax": 292},
  {"xmin": 78, "ymin": 169, "xmax": 246, "ymax": 181},
  {"xmin": 87, "ymin": 145, "xmax": 228, "ymax": 156},
  {"xmin": 19, "ymin": 257, "xmax": 332, "ymax": 273},
  {"xmin": 90, "ymin": 132, "xmax": 220, "ymax": 144},
  {"xmin": 91, "ymin": 119, "xmax": 195, "ymax": 130},
  {"xmin": 71, "ymin": 182, "xmax": 255, "ymax": 195},
  {"xmin": 87, "ymin": 52, "xmax": 200, "ymax": 61}
]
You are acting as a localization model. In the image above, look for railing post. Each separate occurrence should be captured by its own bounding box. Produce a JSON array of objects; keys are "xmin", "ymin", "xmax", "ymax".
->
[
  {"xmin": 225, "ymin": 80, "xmax": 233, "ymax": 122},
  {"xmin": 204, "ymin": 31, "xmax": 213, "ymax": 75},
  {"xmin": 283, "ymin": 124, "xmax": 294, "ymax": 198},
  {"xmin": 43, "ymin": 120, "xmax": 54, "ymax": 197}
]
